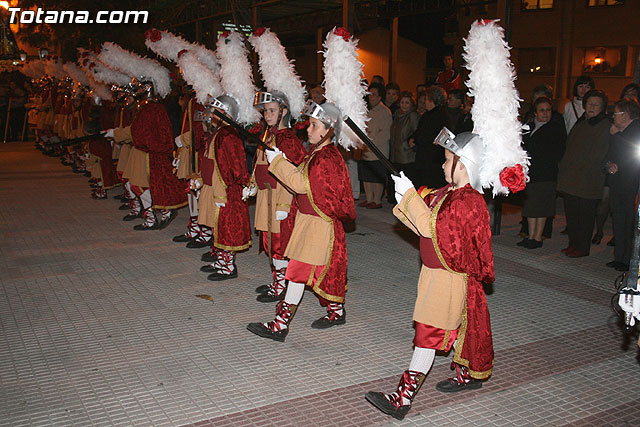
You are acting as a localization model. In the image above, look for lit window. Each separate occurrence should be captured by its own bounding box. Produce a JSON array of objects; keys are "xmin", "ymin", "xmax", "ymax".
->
[
  {"xmin": 588, "ymin": 0, "xmax": 624, "ymax": 6},
  {"xmin": 517, "ymin": 48, "xmax": 556, "ymax": 75},
  {"xmin": 521, "ymin": 0, "xmax": 554, "ymax": 10},
  {"xmin": 582, "ymin": 47, "xmax": 626, "ymax": 75}
]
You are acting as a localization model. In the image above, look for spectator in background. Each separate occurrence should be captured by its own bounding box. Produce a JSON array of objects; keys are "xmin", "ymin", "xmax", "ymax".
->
[
  {"xmin": 435, "ymin": 54, "xmax": 460, "ymax": 93},
  {"xmin": 446, "ymin": 89, "xmax": 465, "ymax": 134},
  {"xmin": 358, "ymin": 82, "xmax": 392, "ymax": 209},
  {"xmin": 8, "ymin": 81, "xmax": 27, "ymax": 142},
  {"xmin": 620, "ymin": 83, "xmax": 640, "ymax": 102},
  {"xmin": 388, "ymin": 91, "xmax": 420, "ymax": 203},
  {"xmin": 371, "ymin": 75, "xmax": 385, "ymax": 87},
  {"xmin": 557, "ymin": 89, "xmax": 610, "ymax": 258},
  {"xmin": 409, "ymin": 85, "xmax": 449, "ymax": 189},
  {"xmin": 593, "ymin": 82, "xmax": 640, "ymax": 247},
  {"xmin": 604, "ymin": 99, "xmax": 640, "ymax": 271},
  {"xmin": 416, "ymin": 83, "xmax": 427, "ymax": 98},
  {"xmin": 457, "ymin": 95, "xmax": 475, "ymax": 134},
  {"xmin": 416, "ymin": 92, "xmax": 427, "ymax": 116},
  {"xmin": 563, "ymin": 76, "xmax": 595, "ymax": 135},
  {"xmin": 518, "ymin": 97, "xmax": 566, "ymax": 249},
  {"xmin": 524, "ymin": 85, "xmax": 566, "ymax": 133},
  {"xmin": 308, "ymin": 82, "xmax": 326, "ymax": 105},
  {"xmin": 385, "ymin": 82, "xmax": 400, "ymax": 114},
  {"xmin": 520, "ymin": 84, "xmax": 566, "ymax": 240}
]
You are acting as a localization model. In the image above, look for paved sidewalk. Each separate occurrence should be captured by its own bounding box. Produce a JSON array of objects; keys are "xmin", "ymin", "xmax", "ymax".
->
[{"xmin": 1, "ymin": 142, "xmax": 639, "ymax": 426}]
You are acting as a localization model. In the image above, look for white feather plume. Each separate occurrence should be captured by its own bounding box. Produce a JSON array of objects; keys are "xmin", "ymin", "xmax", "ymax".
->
[
  {"xmin": 248, "ymin": 27, "xmax": 306, "ymax": 119},
  {"xmin": 44, "ymin": 58, "xmax": 66, "ymax": 80},
  {"xmin": 322, "ymin": 27, "xmax": 369, "ymax": 150},
  {"xmin": 98, "ymin": 42, "xmax": 171, "ymax": 98},
  {"xmin": 145, "ymin": 29, "xmax": 220, "ymax": 74},
  {"xmin": 82, "ymin": 69, "xmax": 113, "ymax": 102},
  {"xmin": 216, "ymin": 30, "xmax": 260, "ymax": 125},
  {"xmin": 20, "ymin": 61, "xmax": 45, "ymax": 79},
  {"xmin": 463, "ymin": 20, "xmax": 529, "ymax": 195},
  {"xmin": 92, "ymin": 62, "xmax": 132, "ymax": 87},
  {"xmin": 178, "ymin": 51, "xmax": 223, "ymax": 104},
  {"xmin": 63, "ymin": 62, "xmax": 89, "ymax": 86}
]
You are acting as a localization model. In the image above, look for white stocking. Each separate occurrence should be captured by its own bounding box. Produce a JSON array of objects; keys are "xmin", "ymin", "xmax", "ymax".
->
[
  {"xmin": 188, "ymin": 192, "xmax": 198, "ymax": 217},
  {"xmin": 139, "ymin": 189, "xmax": 152, "ymax": 210},
  {"xmin": 284, "ymin": 281, "xmax": 304, "ymax": 305}
]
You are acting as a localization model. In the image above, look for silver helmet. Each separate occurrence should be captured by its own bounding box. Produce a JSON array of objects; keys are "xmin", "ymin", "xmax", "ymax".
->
[
  {"xmin": 434, "ymin": 127, "xmax": 484, "ymax": 193},
  {"xmin": 210, "ymin": 94, "xmax": 239, "ymax": 122},
  {"xmin": 302, "ymin": 100, "xmax": 341, "ymax": 142},
  {"xmin": 254, "ymin": 90, "xmax": 291, "ymax": 126}
]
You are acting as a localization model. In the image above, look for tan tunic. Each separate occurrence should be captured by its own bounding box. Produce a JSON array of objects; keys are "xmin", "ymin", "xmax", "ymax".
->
[
  {"xmin": 122, "ymin": 146, "xmax": 150, "ymax": 188},
  {"xmin": 114, "ymin": 126, "xmax": 133, "ymax": 173},
  {"xmin": 393, "ymin": 188, "xmax": 467, "ymax": 330},
  {"xmin": 198, "ymin": 138, "xmax": 229, "ymax": 227},
  {"xmin": 253, "ymin": 145, "xmax": 294, "ymax": 234},
  {"xmin": 268, "ymin": 142, "xmax": 333, "ymax": 265}
]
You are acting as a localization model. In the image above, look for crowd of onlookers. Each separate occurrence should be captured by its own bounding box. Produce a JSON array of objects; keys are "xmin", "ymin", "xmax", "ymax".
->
[{"xmin": 340, "ymin": 54, "xmax": 640, "ymax": 273}]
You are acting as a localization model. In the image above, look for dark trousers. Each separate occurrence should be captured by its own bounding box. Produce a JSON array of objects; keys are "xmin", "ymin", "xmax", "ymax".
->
[
  {"xmin": 563, "ymin": 194, "xmax": 599, "ymax": 254},
  {"xmin": 610, "ymin": 186, "xmax": 637, "ymax": 265}
]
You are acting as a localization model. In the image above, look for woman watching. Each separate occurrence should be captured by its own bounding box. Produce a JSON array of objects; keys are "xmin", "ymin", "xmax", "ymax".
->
[
  {"xmin": 557, "ymin": 90, "xmax": 610, "ymax": 257},
  {"xmin": 519, "ymin": 96, "xmax": 566, "ymax": 249},
  {"xmin": 388, "ymin": 91, "xmax": 420, "ymax": 203}
]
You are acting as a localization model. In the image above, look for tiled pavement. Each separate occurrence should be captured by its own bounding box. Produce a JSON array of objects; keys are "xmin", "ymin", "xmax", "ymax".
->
[{"xmin": 1, "ymin": 141, "xmax": 639, "ymax": 427}]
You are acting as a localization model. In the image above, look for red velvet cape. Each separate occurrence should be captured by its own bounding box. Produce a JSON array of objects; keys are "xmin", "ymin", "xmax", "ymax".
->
[
  {"xmin": 257, "ymin": 127, "xmax": 307, "ymax": 254},
  {"xmin": 426, "ymin": 184, "xmax": 495, "ymax": 379},
  {"xmin": 300, "ymin": 142, "xmax": 356, "ymax": 302},
  {"xmin": 130, "ymin": 101, "xmax": 187, "ymax": 209},
  {"xmin": 209, "ymin": 125, "xmax": 252, "ymax": 250}
]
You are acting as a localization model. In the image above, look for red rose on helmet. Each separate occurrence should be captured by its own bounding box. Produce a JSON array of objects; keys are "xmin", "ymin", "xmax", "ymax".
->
[
  {"xmin": 499, "ymin": 164, "xmax": 526, "ymax": 193},
  {"xmin": 93, "ymin": 46, "xmax": 101, "ymax": 54},
  {"xmin": 334, "ymin": 27, "xmax": 351, "ymax": 41},
  {"xmin": 149, "ymin": 29, "xmax": 162, "ymax": 42},
  {"xmin": 177, "ymin": 49, "xmax": 188, "ymax": 59},
  {"xmin": 254, "ymin": 27, "xmax": 266, "ymax": 37},
  {"xmin": 221, "ymin": 31, "xmax": 230, "ymax": 38}
]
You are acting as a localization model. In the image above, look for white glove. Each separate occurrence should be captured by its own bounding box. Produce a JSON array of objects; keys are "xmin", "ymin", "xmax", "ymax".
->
[
  {"xmin": 172, "ymin": 156, "xmax": 180, "ymax": 169},
  {"xmin": 242, "ymin": 184, "xmax": 257, "ymax": 201},
  {"xmin": 618, "ymin": 288, "xmax": 640, "ymax": 326},
  {"xmin": 216, "ymin": 202, "xmax": 226, "ymax": 208},
  {"xmin": 104, "ymin": 128, "xmax": 114, "ymax": 138},
  {"xmin": 174, "ymin": 134, "xmax": 183, "ymax": 148},
  {"xmin": 391, "ymin": 171, "xmax": 414, "ymax": 198},
  {"xmin": 275, "ymin": 211, "xmax": 288, "ymax": 221},
  {"xmin": 265, "ymin": 147, "xmax": 286, "ymax": 164}
]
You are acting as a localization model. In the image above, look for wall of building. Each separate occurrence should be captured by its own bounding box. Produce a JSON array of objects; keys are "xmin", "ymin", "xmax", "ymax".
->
[
  {"xmin": 455, "ymin": 0, "xmax": 640, "ymax": 110},
  {"xmin": 288, "ymin": 27, "xmax": 428, "ymax": 96}
]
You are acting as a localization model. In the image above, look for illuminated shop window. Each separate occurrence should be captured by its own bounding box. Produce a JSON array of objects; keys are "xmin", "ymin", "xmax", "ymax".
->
[
  {"xmin": 518, "ymin": 48, "xmax": 556, "ymax": 75},
  {"xmin": 588, "ymin": 0, "xmax": 624, "ymax": 6},
  {"xmin": 521, "ymin": 0, "xmax": 554, "ymax": 10},
  {"xmin": 583, "ymin": 47, "xmax": 626, "ymax": 75}
]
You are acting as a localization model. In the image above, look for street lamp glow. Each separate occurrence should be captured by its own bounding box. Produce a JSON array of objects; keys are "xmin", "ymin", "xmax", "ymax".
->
[{"xmin": 0, "ymin": 1, "xmax": 10, "ymax": 10}]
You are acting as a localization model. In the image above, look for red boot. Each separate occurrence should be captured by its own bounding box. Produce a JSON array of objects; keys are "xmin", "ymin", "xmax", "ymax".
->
[
  {"xmin": 365, "ymin": 370, "xmax": 427, "ymax": 420},
  {"xmin": 246, "ymin": 300, "xmax": 298, "ymax": 342}
]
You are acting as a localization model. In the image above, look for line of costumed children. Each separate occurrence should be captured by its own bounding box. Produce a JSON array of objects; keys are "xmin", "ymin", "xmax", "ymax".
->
[{"xmin": 20, "ymin": 20, "xmax": 533, "ymax": 423}]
